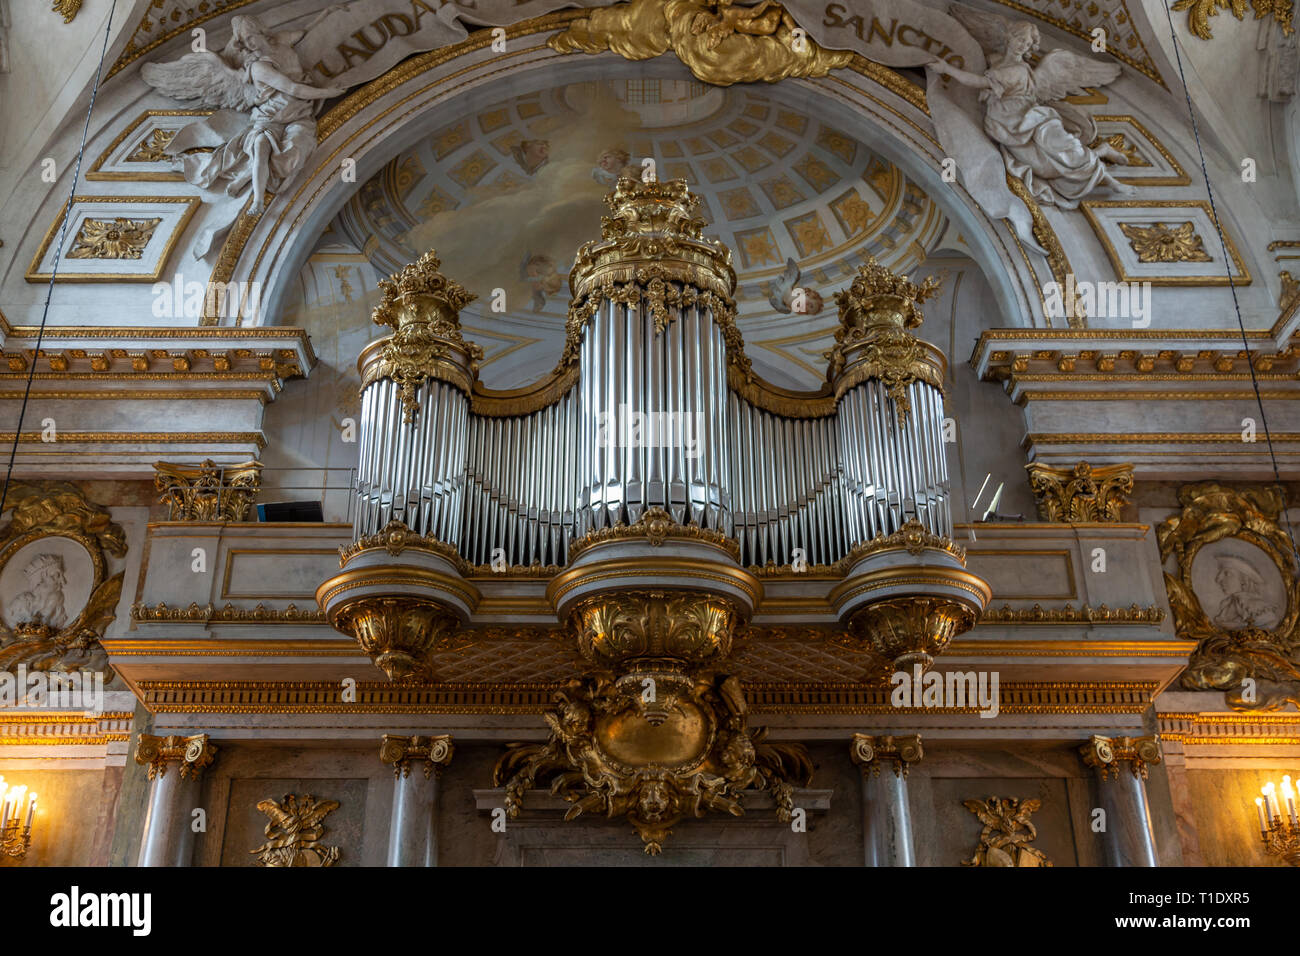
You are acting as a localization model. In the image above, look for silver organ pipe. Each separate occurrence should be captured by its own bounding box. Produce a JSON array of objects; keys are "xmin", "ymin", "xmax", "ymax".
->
[{"xmin": 346, "ymin": 184, "xmax": 955, "ymax": 575}]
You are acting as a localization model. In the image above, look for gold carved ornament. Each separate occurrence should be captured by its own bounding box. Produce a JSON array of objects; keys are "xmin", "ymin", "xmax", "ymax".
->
[
  {"xmin": 961, "ymin": 797, "xmax": 1052, "ymax": 867},
  {"xmin": 1158, "ymin": 483, "xmax": 1300, "ymax": 709},
  {"xmin": 379, "ymin": 734, "xmax": 454, "ymax": 779},
  {"xmin": 339, "ymin": 518, "xmax": 468, "ymax": 574},
  {"xmin": 850, "ymin": 733, "xmax": 922, "ymax": 777},
  {"xmin": 825, "ymin": 258, "xmax": 943, "ymax": 426},
  {"xmin": 0, "ymin": 483, "xmax": 126, "ymax": 677},
  {"xmin": 366, "ymin": 250, "xmax": 481, "ymax": 423},
  {"xmin": 67, "ymin": 217, "xmax": 162, "ymax": 260},
  {"xmin": 251, "ymin": 794, "xmax": 341, "ymax": 867},
  {"xmin": 548, "ymin": 0, "xmax": 853, "ymax": 86},
  {"xmin": 134, "ymin": 733, "xmax": 217, "ymax": 781},
  {"xmin": 1118, "ymin": 221, "xmax": 1213, "ymax": 263},
  {"xmin": 1079, "ymin": 734, "xmax": 1162, "ymax": 780},
  {"xmin": 1025, "ymin": 461, "xmax": 1134, "ymax": 522},
  {"xmin": 154, "ymin": 459, "xmax": 262, "ymax": 521},
  {"xmin": 568, "ymin": 506, "xmax": 740, "ymax": 561},
  {"xmin": 1171, "ymin": 0, "xmax": 1293, "ymax": 40},
  {"xmin": 493, "ymin": 673, "xmax": 812, "ymax": 854},
  {"xmin": 52, "ymin": 0, "xmax": 82, "ymax": 23}
]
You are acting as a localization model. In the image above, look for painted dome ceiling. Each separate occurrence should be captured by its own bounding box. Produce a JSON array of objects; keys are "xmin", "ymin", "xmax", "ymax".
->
[{"xmin": 293, "ymin": 78, "xmax": 956, "ymax": 391}]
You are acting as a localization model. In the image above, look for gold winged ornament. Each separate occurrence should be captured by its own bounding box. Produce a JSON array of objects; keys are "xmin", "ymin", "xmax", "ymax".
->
[
  {"xmin": 961, "ymin": 796, "xmax": 1052, "ymax": 867},
  {"xmin": 250, "ymin": 794, "xmax": 342, "ymax": 867}
]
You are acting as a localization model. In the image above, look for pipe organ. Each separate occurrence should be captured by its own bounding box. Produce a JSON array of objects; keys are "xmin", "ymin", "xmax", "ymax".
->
[{"xmin": 318, "ymin": 177, "xmax": 990, "ymax": 851}]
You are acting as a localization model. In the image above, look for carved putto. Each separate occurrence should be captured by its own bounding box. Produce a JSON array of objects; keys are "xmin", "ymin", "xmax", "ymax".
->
[
  {"xmin": 493, "ymin": 673, "xmax": 813, "ymax": 854},
  {"xmin": 930, "ymin": 5, "xmax": 1135, "ymax": 208}
]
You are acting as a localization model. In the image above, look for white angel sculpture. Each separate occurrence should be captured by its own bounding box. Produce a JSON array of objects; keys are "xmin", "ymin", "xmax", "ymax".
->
[
  {"xmin": 929, "ymin": 6, "xmax": 1135, "ymax": 208},
  {"xmin": 141, "ymin": 14, "xmax": 345, "ymax": 219}
]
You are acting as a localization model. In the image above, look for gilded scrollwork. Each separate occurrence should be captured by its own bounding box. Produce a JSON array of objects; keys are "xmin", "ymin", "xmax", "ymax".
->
[
  {"xmin": 493, "ymin": 673, "xmax": 812, "ymax": 854},
  {"xmin": 1158, "ymin": 482, "xmax": 1300, "ymax": 709},
  {"xmin": 568, "ymin": 506, "xmax": 740, "ymax": 561},
  {"xmin": 548, "ymin": 0, "xmax": 853, "ymax": 86}
]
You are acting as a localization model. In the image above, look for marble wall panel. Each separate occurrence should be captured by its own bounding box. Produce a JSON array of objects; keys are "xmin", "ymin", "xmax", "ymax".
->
[{"xmin": 1185, "ymin": 767, "xmax": 1292, "ymax": 867}]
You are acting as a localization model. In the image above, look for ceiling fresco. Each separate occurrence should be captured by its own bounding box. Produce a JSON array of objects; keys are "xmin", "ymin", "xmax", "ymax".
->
[{"xmin": 287, "ymin": 78, "xmax": 959, "ymax": 390}]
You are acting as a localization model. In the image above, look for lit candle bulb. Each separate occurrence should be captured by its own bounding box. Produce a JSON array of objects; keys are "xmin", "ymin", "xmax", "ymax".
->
[
  {"xmin": 1284, "ymin": 776, "xmax": 1298, "ymax": 828},
  {"xmin": 24, "ymin": 793, "xmax": 36, "ymax": 830},
  {"xmin": 1257, "ymin": 796, "xmax": 1269, "ymax": 836},
  {"xmin": 4, "ymin": 786, "xmax": 23, "ymax": 826},
  {"xmin": 1264, "ymin": 783, "xmax": 1280, "ymax": 821}
]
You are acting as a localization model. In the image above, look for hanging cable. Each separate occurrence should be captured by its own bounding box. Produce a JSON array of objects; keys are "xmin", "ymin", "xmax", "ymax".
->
[
  {"xmin": 1157, "ymin": 0, "xmax": 1300, "ymax": 562},
  {"xmin": 0, "ymin": 0, "xmax": 120, "ymax": 517}
]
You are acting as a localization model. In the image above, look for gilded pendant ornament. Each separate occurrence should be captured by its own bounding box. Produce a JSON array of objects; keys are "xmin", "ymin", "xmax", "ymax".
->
[
  {"xmin": 493, "ymin": 673, "xmax": 812, "ymax": 854},
  {"xmin": 251, "ymin": 794, "xmax": 341, "ymax": 867},
  {"xmin": 1119, "ymin": 221, "xmax": 1213, "ymax": 263},
  {"xmin": 1025, "ymin": 461, "xmax": 1134, "ymax": 522},
  {"xmin": 0, "ymin": 482, "xmax": 125, "ymax": 678},
  {"xmin": 961, "ymin": 797, "xmax": 1052, "ymax": 867},
  {"xmin": 154, "ymin": 459, "xmax": 262, "ymax": 521},
  {"xmin": 1158, "ymin": 483, "xmax": 1300, "ymax": 709},
  {"xmin": 548, "ymin": 0, "xmax": 853, "ymax": 86},
  {"xmin": 67, "ymin": 217, "xmax": 162, "ymax": 260}
]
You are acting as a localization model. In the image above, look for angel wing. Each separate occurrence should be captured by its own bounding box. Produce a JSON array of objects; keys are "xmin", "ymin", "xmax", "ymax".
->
[
  {"xmin": 962, "ymin": 798, "xmax": 1001, "ymax": 829},
  {"xmin": 1013, "ymin": 798, "xmax": 1042, "ymax": 824},
  {"xmin": 1032, "ymin": 49, "xmax": 1121, "ymax": 103},
  {"xmin": 949, "ymin": 3, "xmax": 1018, "ymax": 56},
  {"xmin": 255, "ymin": 798, "xmax": 295, "ymax": 828},
  {"xmin": 141, "ymin": 51, "xmax": 257, "ymax": 110},
  {"xmin": 300, "ymin": 798, "xmax": 340, "ymax": 827}
]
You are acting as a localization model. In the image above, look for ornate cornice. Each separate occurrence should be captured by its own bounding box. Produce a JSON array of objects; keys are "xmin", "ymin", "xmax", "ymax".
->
[
  {"xmin": 980, "ymin": 603, "xmax": 1166, "ymax": 624},
  {"xmin": 131, "ymin": 601, "xmax": 327, "ymax": 623},
  {"xmin": 837, "ymin": 520, "xmax": 967, "ymax": 571},
  {"xmin": 338, "ymin": 519, "xmax": 468, "ymax": 574}
]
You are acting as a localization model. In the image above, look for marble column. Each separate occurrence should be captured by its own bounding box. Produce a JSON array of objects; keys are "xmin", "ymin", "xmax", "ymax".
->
[
  {"xmin": 380, "ymin": 734, "xmax": 454, "ymax": 867},
  {"xmin": 134, "ymin": 733, "xmax": 217, "ymax": 867},
  {"xmin": 850, "ymin": 733, "xmax": 922, "ymax": 867},
  {"xmin": 1080, "ymin": 734, "xmax": 1161, "ymax": 867}
]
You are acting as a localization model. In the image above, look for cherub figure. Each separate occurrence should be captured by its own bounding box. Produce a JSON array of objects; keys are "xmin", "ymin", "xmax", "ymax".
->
[
  {"xmin": 929, "ymin": 6, "xmax": 1135, "ymax": 208},
  {"xmin": 690, "ymin": 0, "xmax": 797, "ymax": 50},
  {"xmin": 142, "ymin": 14, "xmax": 346, "ymax": 218}
]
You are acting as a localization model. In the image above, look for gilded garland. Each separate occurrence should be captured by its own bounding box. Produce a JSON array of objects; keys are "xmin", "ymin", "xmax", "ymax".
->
[{"xmin": 1158, "ymin": 483, "xmax": 1300, "ymax": 709}]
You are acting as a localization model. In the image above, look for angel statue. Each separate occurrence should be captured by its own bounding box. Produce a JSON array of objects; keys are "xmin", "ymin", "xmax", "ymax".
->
[
  {"xmin": 929, "ymin": 6, "xmax": 1135, "ymax": 208},
  {"xmin": 142, "ymin": 14, "xmax": 345, "ymax": 250}
]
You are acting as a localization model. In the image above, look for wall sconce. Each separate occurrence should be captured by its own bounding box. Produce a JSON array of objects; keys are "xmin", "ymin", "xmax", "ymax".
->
[
  {"xmin": 1254, "ymin": 775, "xmax": 1299, "ymax": 866},
  {"xmin": 0, "ymin": 776, "xmax": 36, "ymax": 860}
]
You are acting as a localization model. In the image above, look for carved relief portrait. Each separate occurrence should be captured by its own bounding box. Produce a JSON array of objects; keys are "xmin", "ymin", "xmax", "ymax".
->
[
  {"xmin": 0, "ymin": 537, "xmax": 96, "ymax": 631},
  {"xmin": 1191, "ymin": 539, "xmax": 1285, "ymax": 631}
]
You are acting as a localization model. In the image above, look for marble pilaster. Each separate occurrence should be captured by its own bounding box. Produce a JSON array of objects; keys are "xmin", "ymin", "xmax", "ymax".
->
[
  {"xmin": 850, "ymin": 733, "xmax": 922, "ymax": 867},
  {"xmin": 134, "ymin": 733, "xmax": 217, "ymax": 867},
  {"xmin": 379, "ymin": 734, "xmax": 454, "ymax": 867},
  {"xmin": 1080, "ymin": 734, "xmax": 1161, "ymax": 867}
]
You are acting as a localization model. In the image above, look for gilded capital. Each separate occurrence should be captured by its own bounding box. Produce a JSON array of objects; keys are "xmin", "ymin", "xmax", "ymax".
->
[
  {"xmin": 134, "ymin": 733, "xmax": 218, "ymax": 780},
  {"xmin": 154, "ymin": 459, "xmax": 262, "ymax": 521},
  {"xmin": 850, "ymin": 733, "xmax": 924, "ymax": 777},
  {"xmin": 379, "ymin": 734, "xmax": 455, "ymax": 779},
  {"xmin": 1026, "ymin": 461, "xmax": 1134, "ymax": 522},
  {"xmin": 1079, "ymin": 734, "xmax": 1162, "ymax": 780}
]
